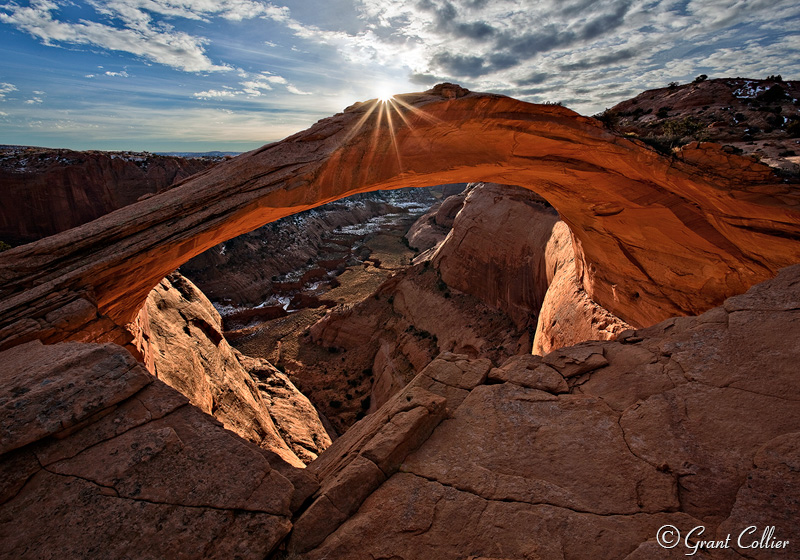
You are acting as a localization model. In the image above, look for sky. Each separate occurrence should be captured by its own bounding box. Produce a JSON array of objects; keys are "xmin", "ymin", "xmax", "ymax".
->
[{"xmin": 0, "ymin": 0, "xmax": 798, "ymax": 152}]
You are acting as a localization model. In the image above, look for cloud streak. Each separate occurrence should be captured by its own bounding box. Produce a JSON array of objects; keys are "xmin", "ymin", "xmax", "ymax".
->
[
  {"xmin": 0, "ymin": 0, "xmax": 231, "ymax": 72},
  {"xmin": 0, "ymin": 82, "xmax": 17, "ymax": 100}
]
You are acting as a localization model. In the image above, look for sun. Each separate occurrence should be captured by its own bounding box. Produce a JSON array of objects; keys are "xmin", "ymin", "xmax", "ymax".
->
[{"xmin": 375, "ymin": 84, "xmax": 395, "ymax": 102}]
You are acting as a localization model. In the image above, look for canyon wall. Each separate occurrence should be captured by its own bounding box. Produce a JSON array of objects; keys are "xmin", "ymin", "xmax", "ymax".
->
[
  {"xmin": 180, "ymin": 189, "xmax": 435, "ymax": 306},
  {"xmin": 0, "ymin": 147, "xmax": 215, "ymax": 245},
  {"xmin": 2, "ymin": 85, "xmax": 799, "ymax": 357},
  {"xmin": 308, "ymin": 182, "xmax": 629, "ymax": 420},
  {"xmin": 431, "ymin": 182, "xmax": 558, "ymax": 329}
]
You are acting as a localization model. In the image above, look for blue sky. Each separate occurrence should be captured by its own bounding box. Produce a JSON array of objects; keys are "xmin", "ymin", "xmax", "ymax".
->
[{"xmin": 0, "ymin": 0, "xmax": 798, "ymax": 152}]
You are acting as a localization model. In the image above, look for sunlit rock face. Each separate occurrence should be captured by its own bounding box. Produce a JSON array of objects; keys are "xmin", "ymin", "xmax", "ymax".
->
[
  {"xmin": 533, "ymin": 220, "xmax": 632, "ymax": 354},
  {"xmin": 1, "ymin": 85, "xmax": 800, "ymax": 356},
  {"xmin": 136, "ymin": 272, "xmax": 331, "ymax": 467}
]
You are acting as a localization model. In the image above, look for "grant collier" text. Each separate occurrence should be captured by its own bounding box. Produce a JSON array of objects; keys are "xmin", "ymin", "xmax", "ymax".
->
[{"xmin": 656, "ymin": 524, "xmax": 790, "ymax": 556}]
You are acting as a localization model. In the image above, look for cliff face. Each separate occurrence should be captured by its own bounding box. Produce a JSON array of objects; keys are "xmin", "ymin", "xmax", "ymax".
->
[
  {"xmin": 533, "ymin": 221, "xmax": 632, "ymax": 354},
  {"xmin": 306, "ymin": 182, "xmax": 628, "ymax": 421},
  {"xmin": 0, "ymin": 146, "xmax": 215, "ymax": 245},
  {"xmin": 407, "ymin": 182, "xmax": 629, "ymax": 355},
  {"xmin": 431, "ymin": 183, "xmax": 559, "ymax": 329},
  {"xmin": 3, "ymin": 264, "xmax": 799, "ymax": 559},
  {"xmin": 305, "ymin": 260, "xmax": 524, "ymax": 429},
  {"xmin": 134, "ymin": 272, "xmax": 331, "ymax": 467},
  {"xmin": 3, "ymin": 86, "xmax": 799, "ymax": 357}
]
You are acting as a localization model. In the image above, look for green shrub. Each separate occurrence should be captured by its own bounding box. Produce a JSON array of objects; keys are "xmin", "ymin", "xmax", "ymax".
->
[
  {"xmin": 756, "ymin": 85, "xmax": 789, "ymax": 103},
  {"xmin": 595, "ymin": 110, "xmax": 620, "ymax": 129},
  {"xmin": 662, "ymin": 116, "xmax": 703, "ymax": 138}
]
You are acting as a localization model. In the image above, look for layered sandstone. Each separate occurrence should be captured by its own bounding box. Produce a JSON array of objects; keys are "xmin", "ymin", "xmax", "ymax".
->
[
  {"xmin": 0, "ymin": 146, "xmax": 215, "ymax": 245},
  {"xmin": 0, "ymin": 340, "xmax": 317, "ymax": 560},
  {"xmin": 137, "ymin": 272, "xmax": 330, "ymax": 466},
  {"xmin": 3, "ymin": 85, "xmax": 800, "ymax": 358}
]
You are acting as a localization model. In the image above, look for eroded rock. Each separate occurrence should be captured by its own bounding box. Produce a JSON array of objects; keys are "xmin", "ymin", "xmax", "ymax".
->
[
  {"xmin": 137, "ymin": 272, "xmax": 331, "ymax": 467},
  {"xmin": 0, "ymin": 342, "xmax": 308, "ymax": 560}
]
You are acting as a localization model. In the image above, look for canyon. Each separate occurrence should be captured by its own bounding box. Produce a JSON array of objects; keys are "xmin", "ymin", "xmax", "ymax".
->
[
  {"xmin": 1, "ymin": 80, "xmax": 800, "ymax": 559},
  {"xmin": 0, "ymin": 146, "xmax": 218, "ymax": 246}
]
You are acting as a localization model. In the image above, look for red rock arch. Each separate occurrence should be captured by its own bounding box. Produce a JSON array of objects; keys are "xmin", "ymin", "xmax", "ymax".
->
[{"xmin": 1, "ymin": 85, "xmax": 799, "ymax": 351}]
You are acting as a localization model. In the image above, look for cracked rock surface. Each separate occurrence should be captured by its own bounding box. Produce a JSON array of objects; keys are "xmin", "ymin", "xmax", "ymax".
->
[
  {"xmin": 292, "ymin": 264, "xmax": 800, "ymax": 560},
  {"xmin": 0, "ymin": 340, "xmax": 312, "ymax": 560},
  {"xmin": 2, "ymin": 267, "xmax": 800, "ymax": 560}
]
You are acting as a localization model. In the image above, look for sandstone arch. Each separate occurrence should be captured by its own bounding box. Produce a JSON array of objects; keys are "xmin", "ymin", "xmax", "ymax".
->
[{"xmin": 1, "ymin": 84, "xmax": 800, "ymax": 352}]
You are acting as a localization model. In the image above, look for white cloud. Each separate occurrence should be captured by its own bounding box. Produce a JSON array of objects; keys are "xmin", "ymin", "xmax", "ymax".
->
[
  {"xmin": 105, "ymin": 70, "xmax": 130, "ymax": 77},
  {"xmin": 286, "ymin": 84, "xmax": 311, "ymax": 95},
  {"xmin": 193, "ymin": 70, "xmax": 310, "ymax": 99},
  {"xmin": 25, "ymin": 97, "xmax": 43, "ymax": 104},
  {"xmin": 87, "ymin": 0, "xmax": 291, "ymax": 24},
  {"xmin": 262, "ymin": 74, "xmax": 287, "ymax": 84},
  {"xmin": 271, "ymin": 0, "xmax": 800, "ymax": 114},
  {"xmin": 241, "ymin": 78, "xmax": 274, "ymax": 96},
  {"xmin": 193, "ymin": 89, "xmax": 241, "ymax": 99},
  {"xmin": 0, "ymin": 0, "xmax": 231, "ymax": 72},
  {"xmin": 0, "ymin": 82, "xmax": 17, "ymax": 100}
]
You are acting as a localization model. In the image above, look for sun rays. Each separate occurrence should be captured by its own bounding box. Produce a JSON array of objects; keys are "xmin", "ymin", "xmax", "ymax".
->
[{"xmin": 337, "ymin": 90, "xmax": 447, "ymax": 178}]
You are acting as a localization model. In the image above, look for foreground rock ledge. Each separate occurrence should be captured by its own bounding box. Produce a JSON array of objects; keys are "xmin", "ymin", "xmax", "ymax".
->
[{"xmin": 2, "ymin": 264, "xmax": 800, "ymax": 559}]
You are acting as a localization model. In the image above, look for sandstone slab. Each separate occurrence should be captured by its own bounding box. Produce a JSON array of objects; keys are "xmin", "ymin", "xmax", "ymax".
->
[{"xmin": 1, "ymin": 340, "xmax": 151, "ymax": 455}]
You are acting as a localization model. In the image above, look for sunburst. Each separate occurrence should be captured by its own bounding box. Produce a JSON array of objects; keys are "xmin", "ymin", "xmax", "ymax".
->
[
  {"xmin": 335, "ymin": 89, "xmax": 449, "ymax": 177},
  {"xmin": 375, "ymin": 85, "xmax": 395, "ymax": 103}
]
